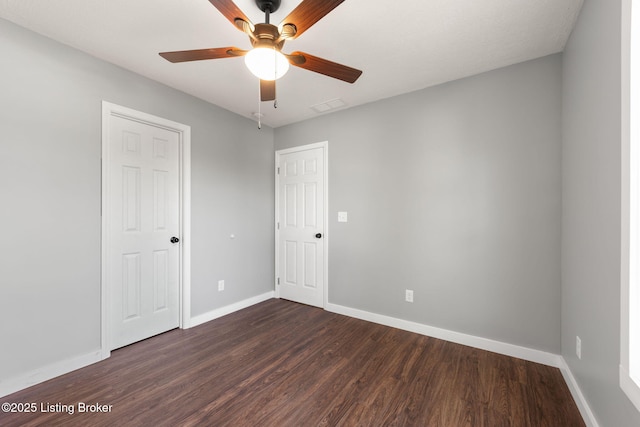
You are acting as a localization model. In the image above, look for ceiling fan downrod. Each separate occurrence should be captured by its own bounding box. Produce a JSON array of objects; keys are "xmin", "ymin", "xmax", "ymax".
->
[{"xmin": 255, "ymin": 0, "xmax": 281, "ymax": 24}]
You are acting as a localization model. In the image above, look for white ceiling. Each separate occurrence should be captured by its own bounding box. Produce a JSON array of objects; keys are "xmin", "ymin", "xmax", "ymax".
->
[{"xmin": 0, "ymin": 0, "xmax": 583, "ymax": 128}]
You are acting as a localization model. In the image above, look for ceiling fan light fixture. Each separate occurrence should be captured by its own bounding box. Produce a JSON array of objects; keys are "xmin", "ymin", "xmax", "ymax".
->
[{"xmin": 244, "ymin": 47, "xmax": 289, "ymax": 81}]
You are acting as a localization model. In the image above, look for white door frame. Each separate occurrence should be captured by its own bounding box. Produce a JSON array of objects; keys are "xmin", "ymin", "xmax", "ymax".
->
[
  {"xmin": 101, "ymin": 101, "xmax": 191, "ymax": 359},
  {"xmin": 275, "ymin": 141, "xmax": 329, "ymax": 308}
]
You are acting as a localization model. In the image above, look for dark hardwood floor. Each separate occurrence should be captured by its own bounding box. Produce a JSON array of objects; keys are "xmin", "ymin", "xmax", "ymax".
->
[{"xmin": 1, "ymin": 299, "xmax": 584, "ymax": 426}]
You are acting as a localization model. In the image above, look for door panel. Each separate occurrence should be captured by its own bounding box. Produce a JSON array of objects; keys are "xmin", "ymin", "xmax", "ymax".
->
[
  {"xmin": 122, "ymin": 253, "xmax": 142, "ymax": 320},
  {"xmin": 109, "ymin": 115, "xmax": 180, "ymax": 349},
  {"xmin": 303, "ymin": 242, "xmax": 317, "ymax": 288},
  {"xmin": 277, "ymin": 146, "xmax": 325, "ymax": 308}
]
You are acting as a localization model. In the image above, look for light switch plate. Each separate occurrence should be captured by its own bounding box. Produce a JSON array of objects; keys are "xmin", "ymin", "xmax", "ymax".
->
[{"xmin": 338, "ymin": 212, "xmax": 348, "ymax": 222}]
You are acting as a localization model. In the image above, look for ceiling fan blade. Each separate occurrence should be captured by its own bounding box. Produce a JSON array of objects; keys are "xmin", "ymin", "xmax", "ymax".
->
[
  {"xmin": 261, "ymin": 80, "xmax": 276, "ymax": 101},
  {"xmin": 288, "ymin": 51, "xmax": 362, "ymax": 83},
  {"xmin": 208, "ymin": 0, "xmax": 254, "ymax": 31},
  {"xmin": 279, "ymin": 0, "xmax": 346, "ymax": 39},
  {"xmin": 159, "ymin": 47, "xmax": 247, "ymax": 63}
]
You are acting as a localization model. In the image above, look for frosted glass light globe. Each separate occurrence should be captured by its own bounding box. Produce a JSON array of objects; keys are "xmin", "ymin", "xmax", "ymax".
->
[{"xmin": 244, "ymin": 48, "xmax": 290, "ymax": 81}]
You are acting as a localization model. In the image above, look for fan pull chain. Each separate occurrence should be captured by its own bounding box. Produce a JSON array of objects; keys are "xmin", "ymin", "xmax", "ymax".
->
[
  {"xmin": 258, "ymin": 108, "xmax": 262, "ymax": 130},
  {"xmin": 257, "ymin": 80, "xmax": 262, "ymax": 130},
  {"xmin": 273, "ymin": 46, "xmax": 278, "ymax": 109}
]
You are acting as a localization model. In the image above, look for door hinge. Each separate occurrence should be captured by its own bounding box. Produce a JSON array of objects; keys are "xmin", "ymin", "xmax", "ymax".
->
[
  {"xmin": 277, "ymin": 277, "xmax": 280, "ymax": 285},
  {"xmin": 277, "ymin": 167, "xmax": 280, "ymax": 174},
  {"xmin": 277, "ymin": 222, "xmax": 280, "ymax": 230}
]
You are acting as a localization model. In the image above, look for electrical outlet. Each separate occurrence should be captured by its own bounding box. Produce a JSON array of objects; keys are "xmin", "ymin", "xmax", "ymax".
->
[
  {"xmin": 576, "ymin": 336, "xmax": 582, "ymax": 359},
  {"xmin": 405, "ymin": 289, "xmax": 414, "ymax": 303},
  {"xmin": 218, "ymin": 280, "xmax": 225, "ymax": 291}
]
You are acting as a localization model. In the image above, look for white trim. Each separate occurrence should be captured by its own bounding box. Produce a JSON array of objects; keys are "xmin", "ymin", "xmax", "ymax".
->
[
  {"xmin": 325, "ymin": 306, "xmax": 602, "ymax": 424},
  {"xmin": 101, "ymin": 101, "xmax": 191, "ymax": 358},
  {"xmin": 560, "ymin": 359, "xmax": 600, "ymax": 427},
  {"xmin": 189, "ymin": 292, "xmax": 275, "ymax": 328},
  {"xmin": 325, "ymin": 302, "xmax": 561, "ymax": 367},
  {"xmin": 0, "ymin": 350, "xmax": 102, "ymax": 398},
  {"xmin": 621, "ymin": 0, "xmax": 640, "ymax": 413},
  {"xmin": 0, "ymin": 291, "xmax": 270, "ymax": 397},
  {"xmin": 274, "ymin": 151, "xmax": 279, "ymax": 296},
  {"xmin": 622, "ymin": 365, "xmax": 640, "ymax": 410},
  {"xmin": 181, "ymin": 123, "xmax": 193, "ymax": 328},
  {"xmin": 274, "ymin": 141, "xmax": 329, "ymax": 308},
  {"xmin": 326, "ymin": 301, "xmax": 598, "ymax": 425},
  {"xmin": 1, "ymin": 297, "xmax": 596, "ymax": 427}
]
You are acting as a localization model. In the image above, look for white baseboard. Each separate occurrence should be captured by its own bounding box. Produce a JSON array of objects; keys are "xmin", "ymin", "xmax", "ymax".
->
[
  {"xmin": 1, "ymin": 292, "xmax": 274, "ymax": 398},
  {"xmin": 326, "ymin": 302, "xmax": 562, "ymax": 367},
  {"xmin": 559, "ymin": 358, "xmax": 600, "ymax": 427},
  {"xmin": 1, "ymin": 295, "xmax": 597, "ymax": 427},
  {"xmin": 0, "ymin": 350, "xmax": 102, "ymax": 398},
  {"xmin": 189, "ymin": 291, "xmax": 275, "ymax": 328},
  {"xmin": 326, "ymin": 302, "xmax": 599, "ymax": 427}
]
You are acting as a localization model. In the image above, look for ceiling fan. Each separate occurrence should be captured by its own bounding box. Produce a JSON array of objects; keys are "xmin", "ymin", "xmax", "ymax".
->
[{"xmin": 159, "ymin": 0, "xmax": 363, "ymax": 102}]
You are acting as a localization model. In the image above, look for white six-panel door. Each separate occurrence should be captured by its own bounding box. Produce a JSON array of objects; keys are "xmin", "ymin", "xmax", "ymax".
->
[
  {"xmin": 107, "ymin": 114, "xmax": 180, "ymax": 350},
  {"xmin": 277, "ymin": 144, "xmax": 326, "ymax": 308}
]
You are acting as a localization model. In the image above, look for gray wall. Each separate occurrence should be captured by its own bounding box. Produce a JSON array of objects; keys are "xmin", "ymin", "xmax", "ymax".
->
[
  {"xmin": 0, "ymin": 18, "xmax": 274, "ymax": 382},
  {"xmin": 561, "ymin": 0, "xmax": 640, "ymax": 425},
  {"xmin": 5, "ymin": 2, "xmax": 640, "ymax": 423},
  {"xmin": 276, "ymin": 54, "xmax": 563, "ymax": 353}
]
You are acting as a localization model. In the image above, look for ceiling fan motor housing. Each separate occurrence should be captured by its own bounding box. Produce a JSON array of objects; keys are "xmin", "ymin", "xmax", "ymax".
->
[
  {"xmin": 251, "ymin": 23, "xmax": 285, "ymax": 49},
  {"xmin": 255, "ymin": 0, "xmax": 281, "ymax": 13}
]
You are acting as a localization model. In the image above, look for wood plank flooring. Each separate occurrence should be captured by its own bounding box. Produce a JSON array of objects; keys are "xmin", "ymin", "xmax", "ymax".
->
[{"xmin": 1, "ymin": 299, "xmax": 584, "ymax": 426}]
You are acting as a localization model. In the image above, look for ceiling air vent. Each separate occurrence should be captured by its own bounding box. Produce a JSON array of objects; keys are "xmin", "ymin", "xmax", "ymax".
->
[{"xmin": 310, "ymin": 98, "xmax": 346, "ymax": 114}]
